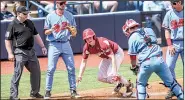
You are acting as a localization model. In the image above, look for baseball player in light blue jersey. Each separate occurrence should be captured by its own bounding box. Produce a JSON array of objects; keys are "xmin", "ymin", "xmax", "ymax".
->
[
  {"xmin": 43, "ymin": 1, "xmax": 80, "ymax": 99},
  {"xmin": 122, "ymin": 19, "xmax": 183, "ymax": 100},
  {"xmin": 162, "ymin": 0, "xmax": 184, "ymax": 98}
]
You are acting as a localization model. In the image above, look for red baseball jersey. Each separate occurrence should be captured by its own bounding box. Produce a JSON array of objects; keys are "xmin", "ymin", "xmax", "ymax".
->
[{"xmin": 83, "ymin": 37, "xmax": 119, "ymax": 59}]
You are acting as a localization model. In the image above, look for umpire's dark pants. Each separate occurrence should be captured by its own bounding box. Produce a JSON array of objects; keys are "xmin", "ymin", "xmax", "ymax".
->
[{"xmin": 10, "ymin": 48, "xmax": 41, "ymax": 98}]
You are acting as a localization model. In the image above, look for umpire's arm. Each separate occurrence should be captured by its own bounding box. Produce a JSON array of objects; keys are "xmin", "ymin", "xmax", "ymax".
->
[
  {"xmin": 5, "ymin": 22, "xmax": 14, "ymax": 61},
  {"xmin": 5, "ymin": 40, "xmax": 14, "ymax": 60}
]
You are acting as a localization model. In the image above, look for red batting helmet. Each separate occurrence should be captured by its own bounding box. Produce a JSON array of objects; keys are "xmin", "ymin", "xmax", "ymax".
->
[
  {"xmin": 122, "ymin": 19, "xmax": 140, "ymax": 36},
  {"xmin": 83, "ymin": 28, "xmax": 96, "ymax": 40}
]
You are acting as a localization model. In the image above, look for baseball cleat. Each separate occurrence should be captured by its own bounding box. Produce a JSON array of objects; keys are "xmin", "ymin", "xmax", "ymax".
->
[
  {"xmin": 71, "ymin": 90, "xmax": 82, "ymax": 99},
  {"xmin": 165, "ymin": 90, "xmax": 175, "ymax": 99},
  {"xmin": 114, "ymin": 83, "xmax": 124, "ymax": 92},
  {"xmin": 44, "ymin": 90, "xmax": 51, "ymax": 99},
  {"xmin": 122, "ymin": 92, "xmax": 133, "ymax": 97},
  {"xmin": 112, "ymin": 91, "xmax": 123, "ymax": 97},
  {"xmin": 30, "ymin": 92, "xmax": 43, "ymax": 98}
]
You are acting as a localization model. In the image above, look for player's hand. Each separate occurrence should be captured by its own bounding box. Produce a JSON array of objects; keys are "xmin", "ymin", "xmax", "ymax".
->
[
  {"xmin": 77, "ymin": 76, "xmax": 82, "ymax": 83},
  {"xmin": 8, "ymin": 53, "xmax": 14, "ymax": 62},
  {"xmin": 42, "ymin": 47, "xmax": 47, "ymax": 55},
  {"xmin": 168, "ymin": 45, "xmax": 176, "ymax": 56},
  {"xmin": 52, "ymin": 24, "xmax": 60, "ymax": 33},
  {"xmin": 110, "ymin": 70, "xmax": 117, "ymax": 76},
  {"xmin": 112, "ymin": 76, "xmax": 121, "ymax": 82}
]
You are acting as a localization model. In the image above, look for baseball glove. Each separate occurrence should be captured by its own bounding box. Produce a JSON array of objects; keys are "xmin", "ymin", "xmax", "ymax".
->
[
  {"xmin": 66, "ymin": 26, "xmax": 77, "ymax": 37},
  {"xmin": 130, "ymin": 65, "xmax": 139, "ymax": 75}
]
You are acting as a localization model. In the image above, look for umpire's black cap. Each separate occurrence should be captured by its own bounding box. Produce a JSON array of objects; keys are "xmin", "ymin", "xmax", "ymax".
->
[{"xmin": 16, "ymin": 6, "xmax": 30, "ymax": 14}]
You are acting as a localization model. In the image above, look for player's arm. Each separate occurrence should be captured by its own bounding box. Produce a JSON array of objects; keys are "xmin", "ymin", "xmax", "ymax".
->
[
  {"xmin": 103, "ymin": 39, "xmax": 117, "ymax": 75},
  {"xmin": 162, "ymin": 11, "xmax": 175, "ymax": 55},
  {"xmin": 165, "ymin": 29, "xmax": 176, "ymax": 55},
  {"xmin": 165, "ymin": 29, "xmax": 172, "ymax": 45},
  {"xmin": 107, "ymin": 52, "xmax": 117, "ymax": 75},
  {"xmin": 78, "ymin": 58, "xmax": 87, "ymax": 77},
  {"xmin": 78, "ymin": 45, "xmax": 89, "ymax": 82},
  {"xmin": 45, "ymin": 29, "xmax": 53, "ymax": 35},
  {"xmin": 130, "ymin": 55, "xmax": 137, "ymax": 68},
  {"xmin": 77, "ymin": 58, "xmax": 88, "ymax": 83},
  {"xmin": 128, "ymin": 35, "xmax": 138, "ymax": 68},
  {"xmin": 44, "ymin": 15, "xmax": 55, "ymax": 35}
]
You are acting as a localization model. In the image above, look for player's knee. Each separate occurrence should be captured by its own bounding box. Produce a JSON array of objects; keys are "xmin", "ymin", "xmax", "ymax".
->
[
  {"xmin": 97, "ymin": 76, "xmax": 103, "ymax": 81},
  {"xmin": 47, "ymin": 67, "xmax": 56, "ymax": 75},
  {"xmin": 165, "ymin": 79, "xmax": 178, "ymax": 89},
  {"xmin": 137, "ymin": 82, "xmax": 147, "ymax": 87},
  {"xmin": 97, "ymin": 76, "xmax": 107, "ymax": 83},
  {"xmin": 66, "ymin": 65, "xmax": 75, "ymax": 73}
]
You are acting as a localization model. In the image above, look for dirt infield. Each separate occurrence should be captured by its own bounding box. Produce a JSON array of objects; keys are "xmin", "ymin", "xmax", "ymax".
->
[
  {"xmin": 1, "ymin": 47, "xmax": 169, "ymax": 75},
  {"xmin": 1, "ymin": 47, "xmax": 184, "ymax": 99},
  {"xmin": 41, "ymin": 78, "xmax": 183, "ymax": 99}
]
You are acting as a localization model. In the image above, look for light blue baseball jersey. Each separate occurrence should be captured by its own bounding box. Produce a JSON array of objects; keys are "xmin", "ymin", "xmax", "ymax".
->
[
  {"xmin": 44, "ymin": 10, "xmax": 76, "ymax": 42},
  {"xmin": 162, "ymin": 9, "xmax": 184, "ymax": 40},
  {"xmin": 128, "ymin": 28, "xmax": 162, "ymax": 64}
]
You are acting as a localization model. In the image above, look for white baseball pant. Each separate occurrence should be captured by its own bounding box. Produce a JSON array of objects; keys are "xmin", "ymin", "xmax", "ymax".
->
[{"xmin": 97, "ymin": 46, "xmax": 128, "ymax": 85}]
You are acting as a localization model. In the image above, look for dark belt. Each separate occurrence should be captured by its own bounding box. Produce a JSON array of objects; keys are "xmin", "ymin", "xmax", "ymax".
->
[
  {"xmin": 17, "ymin": 46, "xmax": 32, "ymax": 50},
  {"xmin": 51, "ymin": 41, "xmax": 68, "ymax": 43},
  {"xmin": 172, "ymin": 39, "xmax": 183, "ymax": 42},
  {"xmin": 145, "ymin": 54, "xmax": 161, "ymax": 61}
]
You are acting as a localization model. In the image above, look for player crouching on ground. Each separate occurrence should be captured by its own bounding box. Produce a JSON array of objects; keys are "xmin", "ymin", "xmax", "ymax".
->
[
  {"xmin": 122, "ymin": 19, "xmax": 184, "ymax": 100},
  {"xmin": 77, "ymin": 28, "xmax": 134, "ymax": 97}
]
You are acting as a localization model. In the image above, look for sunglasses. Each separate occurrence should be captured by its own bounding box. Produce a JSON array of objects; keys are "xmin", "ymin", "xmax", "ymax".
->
[
  {"xmin": 57, "ymin": 2, "xmax": 66, "ymax": 5},
  {"xmin": 22, "ymin": 13, "xmax": 28, "ymax": 15},
  {"xmin": 172, "ymin": 2, "xmax": 177, "ymax": 5}
]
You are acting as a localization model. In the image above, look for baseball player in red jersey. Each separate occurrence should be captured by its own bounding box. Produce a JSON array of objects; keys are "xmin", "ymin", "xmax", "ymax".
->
[{"xmin": 77, "ymin": 28, "xmax": 134, "ymax": 97}]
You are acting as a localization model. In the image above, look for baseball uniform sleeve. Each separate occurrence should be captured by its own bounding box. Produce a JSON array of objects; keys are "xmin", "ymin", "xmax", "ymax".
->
[
  {"xmin": 29, "ymin": 20, "xmax": 39, "ymax": 35},
  {"xmin": 128, "ymin": 35, "xmax": 138, "ymax": 55},
  {"xmin": 5, "ymin": 23, "xmax": 14, "ymax": 40},
  {"xmin": 162, "ymin": 11, "xmax": 170, "ymax": 29},
  {"xmin": 44, "ymin": 15, "xmax": 51, "ymax": 29}
]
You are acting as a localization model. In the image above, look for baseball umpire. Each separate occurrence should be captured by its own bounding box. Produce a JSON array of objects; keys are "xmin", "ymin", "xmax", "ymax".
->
[
  {"xmin": 162, "ymin": 0, "xmax": 184, "ymax": 98},
  {"xmin": 77, "ymin": 28, "xmax": 134, "ymax": 97},
  {"xmin": 122, "ymin": 19, "xmax": 183, "ymax": 99},
  {"xmin": 5, "ymin": 6, "xmax": 47, "ymax": 99}
]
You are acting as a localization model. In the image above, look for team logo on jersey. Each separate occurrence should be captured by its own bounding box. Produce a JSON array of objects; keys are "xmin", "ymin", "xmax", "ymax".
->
[
  {"xmin": 171, "ymin": 19, "xmax": 184, "ymax": 29},
  {"xmin": 178, "ymin": 18, "xmax": 184, "ymax": 27},
  {"xmin": 61, "ymin": 22, "xmax": 68, "ymax": 30},
  {"xmin": 103, "ymin": 40, "xmax": 110, "ymax": 46}
]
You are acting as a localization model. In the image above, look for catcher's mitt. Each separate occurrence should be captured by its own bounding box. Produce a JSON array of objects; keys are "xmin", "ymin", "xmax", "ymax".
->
[
  {"xmin": 130, "ymin": 65, "xmax": 139, "ymax": 75},
  {"xmin": 66, "ymin": 26, "xmax": 77, "ymax": 37}
]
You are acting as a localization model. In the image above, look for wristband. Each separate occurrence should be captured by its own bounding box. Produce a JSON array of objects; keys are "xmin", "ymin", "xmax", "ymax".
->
[
  {"xmin": 130, "ymin": 55, "xmax": 136, "ymax": 60},
  {"xmin": 166, "ymin": 38, "xmax": 172, "ymax": 46}
]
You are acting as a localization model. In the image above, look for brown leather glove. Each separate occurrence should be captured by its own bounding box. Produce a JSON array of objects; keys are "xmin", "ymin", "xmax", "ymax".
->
[{"xmin": 66, "ymin": 26, "xmax": 77, "ymax": 37}]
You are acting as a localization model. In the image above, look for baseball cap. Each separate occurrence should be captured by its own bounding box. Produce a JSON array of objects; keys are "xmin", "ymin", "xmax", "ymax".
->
[
  {"xmin": 16, "ymin": 6, "xmax": 30, "ymax": 14},
  {"xmin": 171, "ymin": 0, "xmax": 181, "ymax": 3}
]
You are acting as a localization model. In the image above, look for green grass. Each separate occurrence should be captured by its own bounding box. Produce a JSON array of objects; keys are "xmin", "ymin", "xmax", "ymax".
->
[{"xmin": 1, "ymin": 60, "xmax": 183, "ymax": 99}]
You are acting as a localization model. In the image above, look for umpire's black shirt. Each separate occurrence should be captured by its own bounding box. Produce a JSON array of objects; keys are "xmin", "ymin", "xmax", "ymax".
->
[{"xmin": 5, "ymin": 18, "xmax": 38, "ymax": 50}]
